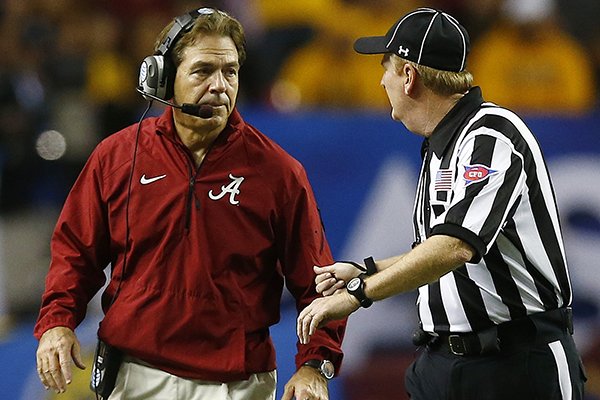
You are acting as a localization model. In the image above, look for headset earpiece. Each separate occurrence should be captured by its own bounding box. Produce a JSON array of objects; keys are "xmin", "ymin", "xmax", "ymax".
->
[{"xmin": 138, "ymin": 55, "xmax": 175, "ymax": 100}]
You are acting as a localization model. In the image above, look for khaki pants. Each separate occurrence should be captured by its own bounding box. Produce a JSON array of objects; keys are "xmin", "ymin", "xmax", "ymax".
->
[{"xmin": 108, "ymin": 358, "xmax": 277, "ymax": 400}]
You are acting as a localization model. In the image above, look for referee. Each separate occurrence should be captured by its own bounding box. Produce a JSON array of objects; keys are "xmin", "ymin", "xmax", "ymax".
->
[{"xmin": 297, "ymin": 7, "xmax": 587, "ymax": 399}]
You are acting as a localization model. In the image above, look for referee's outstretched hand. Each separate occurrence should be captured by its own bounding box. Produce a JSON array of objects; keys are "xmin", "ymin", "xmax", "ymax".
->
[
  {"xmin": 314, "ymin": 263, "xmax": 362, "ymax": 296},
  {"xmin": 36, "ymin": 326, "xmax": 86, "ymax": 394}
]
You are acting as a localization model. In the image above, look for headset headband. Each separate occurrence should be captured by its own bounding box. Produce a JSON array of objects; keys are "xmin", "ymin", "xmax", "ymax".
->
[
  {"xmin": 155, "ymin": 9, "xmax": 202, "ymax": 56},
  {"xmin": 155, "ymin": 8, "xmax": 228, "ymax": 56}
]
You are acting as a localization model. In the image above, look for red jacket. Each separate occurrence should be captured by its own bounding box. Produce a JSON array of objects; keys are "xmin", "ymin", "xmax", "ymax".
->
[{"xmin": 34, "ymin": 107, "xmax": 346, "ymax": 381}]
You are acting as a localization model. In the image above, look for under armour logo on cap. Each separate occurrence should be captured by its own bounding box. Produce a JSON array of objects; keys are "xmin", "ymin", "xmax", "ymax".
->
[
  {"xmin": 398, "ymin": 46, "xmax": 409, "ymax": 57},
  {"xmin": 353, "ymin": 8, "xmax": 470, "ymax": 72}
]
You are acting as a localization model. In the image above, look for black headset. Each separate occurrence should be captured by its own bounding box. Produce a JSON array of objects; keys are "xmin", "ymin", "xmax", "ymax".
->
[{"xmin": 138, "ymin": 8, "xmax": 217, "ymax": 101}]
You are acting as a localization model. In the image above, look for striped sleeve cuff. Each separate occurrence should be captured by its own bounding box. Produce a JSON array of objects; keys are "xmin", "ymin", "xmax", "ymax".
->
[{"xmin": 430, "ymin": 223, "xmax": 486, "ymax": 263}]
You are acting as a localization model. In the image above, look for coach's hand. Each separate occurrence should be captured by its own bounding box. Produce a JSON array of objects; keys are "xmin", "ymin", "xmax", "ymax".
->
[
  {"xmin": 298, "ymin": 291, "xmax": 360, "ymax": 344},
  {"xmin": 36, "ymin": 326, "xmax": 86, "ymax": 393},
  {"xmin": 281, "ymin": 365, "xmax": 329, "ymax": 400}
]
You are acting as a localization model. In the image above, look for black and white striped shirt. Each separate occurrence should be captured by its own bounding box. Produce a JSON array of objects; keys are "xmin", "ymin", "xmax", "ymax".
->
[{"xmin": 414, "ymin": 87, "xmax": 572, "ymax": 333}]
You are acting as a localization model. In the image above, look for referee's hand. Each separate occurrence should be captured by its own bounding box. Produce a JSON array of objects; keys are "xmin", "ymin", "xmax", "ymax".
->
[
  {"xmin": 314, "ymin": 263, "xmax": 362, "ymax": 296},
  {"xmin": 36, "ymin": 326, "xmax": 86, "ymax": 394}
]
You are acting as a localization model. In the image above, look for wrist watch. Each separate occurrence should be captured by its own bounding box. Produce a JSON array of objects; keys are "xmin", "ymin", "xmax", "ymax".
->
[
  {"xmin": 303, "ymin": 359, "xmax": 335, "ymax": 380},
  {"xmin": 346, "ymin": 275, "xmax": 373, "ymax": 308}
]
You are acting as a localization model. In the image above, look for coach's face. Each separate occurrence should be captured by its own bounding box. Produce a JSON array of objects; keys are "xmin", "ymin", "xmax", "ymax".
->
[{"xmin": 173, "ymin": 34, "xmax": 240, "ymax": 130}]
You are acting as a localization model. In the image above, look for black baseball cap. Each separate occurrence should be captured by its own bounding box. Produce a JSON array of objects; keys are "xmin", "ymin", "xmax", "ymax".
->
[{"xmin": 353, "ymin": 8, "xmax": 470, "ymax": 72}]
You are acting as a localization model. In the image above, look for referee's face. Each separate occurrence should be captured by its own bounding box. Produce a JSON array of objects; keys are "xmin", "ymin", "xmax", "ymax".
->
[{"xmin": 381, "ymin": 54, "xmax": 408, "ymax": 124}]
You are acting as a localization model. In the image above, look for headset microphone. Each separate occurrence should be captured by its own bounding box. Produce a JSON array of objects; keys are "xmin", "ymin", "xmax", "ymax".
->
[{"xmin": 136, "ymin": 87, "xmax": 214, "ymax": 119}]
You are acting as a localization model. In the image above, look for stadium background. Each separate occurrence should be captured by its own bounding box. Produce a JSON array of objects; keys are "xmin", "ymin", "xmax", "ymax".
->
[{"xmin": 1, "ymin": 1, "xmax": 599, "ymax": 399}]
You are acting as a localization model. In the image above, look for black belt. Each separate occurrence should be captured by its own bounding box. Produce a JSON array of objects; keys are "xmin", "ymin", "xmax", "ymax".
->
[{"xmin": 413, "ymin": 307, "xmax": 574, "ymax": 356}]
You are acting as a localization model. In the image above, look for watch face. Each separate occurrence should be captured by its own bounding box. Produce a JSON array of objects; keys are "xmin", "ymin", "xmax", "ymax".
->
[
  {"xmin": 321, "ymin": 360, "xmax": 335, "ymax": 380},
  {"xmin": 347, "ymin": 277, "xmax": 361, "ymax": 291}
]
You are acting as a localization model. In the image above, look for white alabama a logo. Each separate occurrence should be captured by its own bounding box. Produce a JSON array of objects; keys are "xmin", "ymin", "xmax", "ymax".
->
[{"xmin": 208, "ymin": 174, "xmax": 245, "ymax": 205}]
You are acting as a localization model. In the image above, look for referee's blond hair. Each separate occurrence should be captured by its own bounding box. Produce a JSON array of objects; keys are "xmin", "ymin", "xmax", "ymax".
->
[{"xmin": 391, "ymin": 54, "xmax": 473, "ymax": 96}]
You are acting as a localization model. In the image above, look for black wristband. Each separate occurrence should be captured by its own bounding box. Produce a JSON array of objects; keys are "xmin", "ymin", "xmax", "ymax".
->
[{"xmin": 363, "ymin": 256, "xmax": 376, "ymax": 276}]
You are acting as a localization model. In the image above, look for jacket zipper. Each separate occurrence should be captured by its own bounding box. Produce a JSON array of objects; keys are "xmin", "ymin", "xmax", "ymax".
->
[
  {"xmin": 184, "ymin": 159, "xmax": 203, "ymax": 232},
  {"xmin": 182, "ymin": 141, "xmax": 219, "ymax": 232},
  {"xmin": 185, "ymin": 172, "xmax": 195, "ymax": 232}
]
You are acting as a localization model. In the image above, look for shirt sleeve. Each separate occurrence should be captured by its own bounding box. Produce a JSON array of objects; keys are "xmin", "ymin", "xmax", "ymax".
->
[
  {"xmin": 276, "ymin": 164, "xmax": 346, "ymax": 374},
  {"xmin": 431, "ymin": 128, "xmax": 526, "ymax": 262},
  {"xmin": 33, "ymin": 147, "xmax": 111, "ymax": 339}
]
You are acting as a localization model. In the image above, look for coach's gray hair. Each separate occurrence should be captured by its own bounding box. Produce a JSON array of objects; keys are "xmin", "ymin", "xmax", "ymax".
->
[{"xmin": 155, "ymin": 10, "xmax": 246, "ymax": 67}]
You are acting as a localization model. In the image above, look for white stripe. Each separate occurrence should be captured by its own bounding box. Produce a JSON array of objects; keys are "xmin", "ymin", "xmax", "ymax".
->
[
  {"xmin": 414, "ymin": 158, "xmax": 428, "ymax": 242},
  {"xmin": 549, "ymin": 340, "xmax": 572, "ymax": 400},
  {"xmin": 440, "ymin": 273, "xmax": 471, "ymax": 331},
  {"xmin": 417, "ymin": 285, "xmax": 434, "ymax": 331},
  {"xmin": 386, "ymin": 9, "xmax": 434, "ymax": 49},
  {"xmin": 418, "ymin": 14, "xmax": 438, "ymax": 65}
]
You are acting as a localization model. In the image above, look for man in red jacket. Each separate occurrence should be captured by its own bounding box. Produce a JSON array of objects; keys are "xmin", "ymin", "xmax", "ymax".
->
[{"xmin": 34, "ymin": 8, "xmax": 345, "ymax": 400}]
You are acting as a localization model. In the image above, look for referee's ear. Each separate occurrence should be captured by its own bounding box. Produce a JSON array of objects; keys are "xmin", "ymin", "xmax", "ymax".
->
[{"xmin": 402, "ymin": 62, "xmax": 418, "ymax": 95}]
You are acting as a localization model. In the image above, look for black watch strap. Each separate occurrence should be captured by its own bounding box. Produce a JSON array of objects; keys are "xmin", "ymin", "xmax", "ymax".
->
[
  {"xmin": 339, "ymin": 260, "xmax": 367, "ymax": 273},
  {"xmin": 363, "ymin": 256, "xmax": 376, "ymax": 276},
  {"xmin": 303, "ymin": 359, "xmax": 335, "ymax": 380}
]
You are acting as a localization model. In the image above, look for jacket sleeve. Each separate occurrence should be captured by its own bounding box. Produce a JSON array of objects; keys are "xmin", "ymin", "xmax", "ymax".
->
[
  {"xmin": 276, "ymin": 164, "xmax": 346, "ymax": 374},
  {"xmin": 33, "ymin": 147, "xmax": 111, "ymax": 339}
]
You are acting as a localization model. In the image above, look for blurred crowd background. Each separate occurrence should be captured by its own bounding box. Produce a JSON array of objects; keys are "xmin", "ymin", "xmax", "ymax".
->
[{"xmin": 1, "ymin": 0, "xmax": 600, "ymax": 399}]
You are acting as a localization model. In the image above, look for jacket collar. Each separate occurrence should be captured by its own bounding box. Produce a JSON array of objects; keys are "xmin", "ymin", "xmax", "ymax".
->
[
  {"xmin": 428, "ymin": 86, "xmax": 484, "ymax": 157},
  {"xmin": 154, "ymin": 106, "xmax": 245, "ymax": 146}
]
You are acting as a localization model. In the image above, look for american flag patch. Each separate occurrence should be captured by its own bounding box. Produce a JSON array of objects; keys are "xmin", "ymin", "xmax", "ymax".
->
[{"xmin": 434, "ymin": 169, "xmax": 453, "ymax": 191}]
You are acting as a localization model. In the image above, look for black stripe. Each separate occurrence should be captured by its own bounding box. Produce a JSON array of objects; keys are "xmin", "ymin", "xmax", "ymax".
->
[
  {"xmin": 445, "ymin": 177, "xmax": 485, "ymax": 225},
  {"xmin": 428, "ymin": 281, "xmax": 450, "ymax": 331},
  {"xmin": 423, "ymin": 148, "xmax": 433, "ymax": 236},
  {"xmin": 502, "ymin": 218, "xmax": 559, "ymax": 309},
  {"xmin": 484, "ymin": 243, "xmax": 528, "ymax": 319},
  {"xmin": 478, "ymin": 151, "xmax": 523, "ymax": 245},
  {"xmin": 453, "ymin": 266, "xmax": 492, "ymax": 331},
  {"xmin": 470, "ymin": 133, "xmax": 495, "ymax": 165}
]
